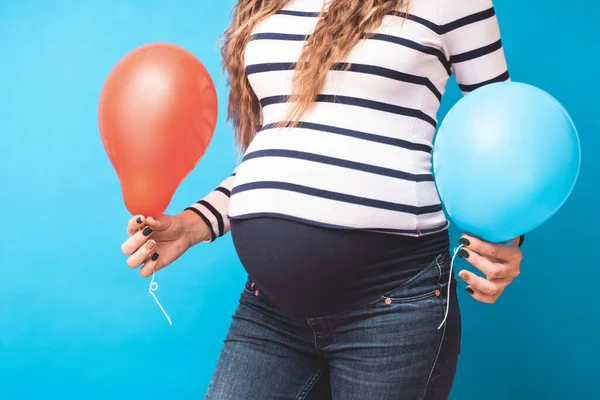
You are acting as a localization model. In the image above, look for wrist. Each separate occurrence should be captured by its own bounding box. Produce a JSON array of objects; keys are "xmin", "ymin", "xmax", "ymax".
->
[{"xmin": 178, "ymin": 209, "xmax": 212, "ymax": 246}]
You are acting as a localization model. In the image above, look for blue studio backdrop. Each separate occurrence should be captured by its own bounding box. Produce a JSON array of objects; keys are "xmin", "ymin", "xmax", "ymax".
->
[{"xmin": 0, "ymin": 1, "xmax": 598, "ymax": 399}]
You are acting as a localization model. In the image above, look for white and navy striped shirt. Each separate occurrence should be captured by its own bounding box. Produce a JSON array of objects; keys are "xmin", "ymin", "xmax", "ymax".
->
[{"xmin": 187, "ymin": 0, "xmax": 510, "ymax": 242}]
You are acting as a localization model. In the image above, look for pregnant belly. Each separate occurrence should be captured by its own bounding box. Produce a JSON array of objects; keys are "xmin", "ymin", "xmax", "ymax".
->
[{"xmin": 230, "ymin": 217, "xmax": 448, "ymax": 317}]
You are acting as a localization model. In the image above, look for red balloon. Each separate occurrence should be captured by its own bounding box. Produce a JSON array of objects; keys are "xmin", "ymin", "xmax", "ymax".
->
[{"xmin": 98, "ymin": 42, "xmax": 218, "ymax": 217}]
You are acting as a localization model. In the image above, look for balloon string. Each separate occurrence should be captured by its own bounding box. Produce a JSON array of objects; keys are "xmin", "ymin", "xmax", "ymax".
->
[
  {"xmin": 438, "ymin": 244, "xmax": 463, "ymax": 330},
  {"xmin": 149, "ymin": 272, "xmax": 172, "ymax": 326}
]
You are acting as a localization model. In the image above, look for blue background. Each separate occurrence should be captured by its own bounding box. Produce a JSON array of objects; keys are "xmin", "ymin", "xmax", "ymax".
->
[{"xmin": 0, "ymin": 0, "xmax": 597, "ymax": 398}]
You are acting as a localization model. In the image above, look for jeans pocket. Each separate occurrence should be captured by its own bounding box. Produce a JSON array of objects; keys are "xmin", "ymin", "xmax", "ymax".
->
[{"xmin": 380, "ymin": 249, "xmax": 451, "ymax": 303}]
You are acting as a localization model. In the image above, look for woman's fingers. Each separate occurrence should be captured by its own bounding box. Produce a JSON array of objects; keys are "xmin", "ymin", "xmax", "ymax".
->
[
  {"xmin": 459, "ymin": 269, "xmax": 512, "ymax": 303},
  {"xmin": 122, "ymin": 215, "xmax": 177, "ymax": 277},
  {"xmin": 140, "ymin": 252, "xmax": 161, "ymax": 278},
  {"xmin": 126, "ymin": 240, "xmax": 157, "ymax": 269},
  {"xmin": 458, "ymin": 247, "xmax": 520, "ymax": 280},
  {"xmin": 121, "ymin": 225, "xmax": 154, "ymax": 255},
  {"xmin": 145, "ymin": 215, "xmax": 172, "ymax": 232},
  {"xmin": 464, "ymin": 286, "xmax": 504, "ymax": 304},
  {"xmin": 127, "ymin": 215, "xmax": 146, "ymax": 237},
  {"xmin": 461, "ymin": 234, "xmax": 521, "ymax": 263},
  {"xmin": 456, "ymin": 235, "xmax": 523, "ymax": 304}
]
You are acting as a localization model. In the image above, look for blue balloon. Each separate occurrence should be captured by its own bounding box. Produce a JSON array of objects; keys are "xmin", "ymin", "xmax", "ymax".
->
[{"xmin": 432, "ymin": 82, "xmax": 581, "ymax": 243}]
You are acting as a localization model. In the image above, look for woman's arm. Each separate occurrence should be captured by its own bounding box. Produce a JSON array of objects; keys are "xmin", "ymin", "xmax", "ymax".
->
[
  {"xmin": 182, "ymin": 168, "xmax": 237, "ymax": 244},
  {"xmin": 439, "ymin": 0, "xmax": 510, "ymax": 94},
  {"xmin": 439, "ymin": 0, "xmax": 523, "ymax": 302}
]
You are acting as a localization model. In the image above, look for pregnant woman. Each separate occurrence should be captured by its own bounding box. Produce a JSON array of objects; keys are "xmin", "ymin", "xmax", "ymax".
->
[{"xmin": 121, "ymin": 0, "xmax": 524, "ymax": 398}]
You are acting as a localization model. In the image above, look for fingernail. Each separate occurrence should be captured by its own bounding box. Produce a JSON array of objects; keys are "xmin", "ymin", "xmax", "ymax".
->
[
  {"xmin": 151, "ymin": 252, "xmax": 159, "ymax": 261},
  {"xmin": 146, "ymin": 240, "xmax": 156, "ymax": 250},
  {"xmin": 136, "ymin": 217, "xmax": 143, "ymax": 224},
  {"xmin": 459, "ymin": 271, "xmax": 469, "ymax": 282},
  {"xmin": 466, "ymin": 287, "xmax": 475, "ymax": 295},
  {"xmin": 143, "ymin": 227, "xmax": 153, "ymax": 236},
  {"xmin": 459, "ymin": 237, "xmax": 470, "ymax": 246},
  {"xmin": 459, "ymin": 249, "xmax": 470, "ymax": 259}
]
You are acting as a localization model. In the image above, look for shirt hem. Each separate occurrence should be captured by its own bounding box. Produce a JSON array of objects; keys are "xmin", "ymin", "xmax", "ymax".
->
[{"xmin": 228, "ymin": 212, "xmax": 450, "ymax": 237}]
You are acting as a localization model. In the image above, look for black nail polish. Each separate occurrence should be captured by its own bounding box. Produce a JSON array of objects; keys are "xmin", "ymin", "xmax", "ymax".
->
[
  {"xmin": 459, "ymin": 249, "xmax": 470, "ymax": 259},
  {"xmin": 459, "ymin": 237, "xmax": 470, "ymax": 246},
  {"xmin": 143, "ymin": 227, "xmax": 153, "ymax": 236},
  {"xmin": 466, "ymin": 287, "xmax": 475, "ymax": 295},
  {"xmin": 136, "ymin": 217, "xmax": 143, "ymax": 224},
  {"xmin": 151, "ymin": 252, "xmax": 159, "ymax": 261}
]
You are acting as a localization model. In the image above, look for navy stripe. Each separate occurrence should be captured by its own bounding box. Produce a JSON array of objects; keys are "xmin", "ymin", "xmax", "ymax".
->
[
  {"xmin": 275, "ymin": 9, "xmax": 441, "ymax": 34},
  {"xmin": 243, "ymin": 149, "xmax": 434, "ymax": 182},
  {"xmin": 334, "ymin": 64, "xmax": 440, "ymax": 100},
  {"xmin": 247, "ymin": 62, "xmax": 442, "ymax": 101},
  {"xmin": 459, "ymin": 70, "xmax": 510, "ymax": 92},
  {"xmin": 198, "ymin": 200, "xmax": 225, "ymax": 237},
  {"xmin": 249, "ymin": 32, "xmax": 451, "ymax": 75},
  {"xmin": 245, "ymin": 62, "xmax": 293, "ymax": 74},
  {"xmin": 273, "ymin": 8, "xmax": 494, "ymax": 37},
  {"xmin": 275, "ymin": 10, "xmax": 320, "ymax": 17},
  {"xmin": 440, "ymin": 7, "xmax": 496, "ymax": 34},
  {"xmin": 215, "ymin": 186, "xmax": 231, "ymax": 197},
  {"xmin": 261, "ymin": 122, "xmax": 432, "ymax": 153},
  {"xmin": 260, "ymin": 94, "xmax": 437, "ymax": 127},
  {"xmin": 250, "ymin": 33, "xmax": 307, "ymax": 41},
  {"xmin": 184, "ymin": 207, "xmax": 216, "ymax": 241},
  {"xmin": 229, "ymin": 212, "xmax": 449, "ymax": 236},
  {"xmin": 387, "ymin": 11, "xmax": 441, "ymax": 33},
  {"xmin": 231, "ymin": 182, "xmax": 443, "ymax": 215},
  {"xmin": 368, "ymin": 34, "xmax": 451, "ymax": 75},
  {"xmin": 450, "ymin": 39, "xmax": 503, "ymax": 63}
]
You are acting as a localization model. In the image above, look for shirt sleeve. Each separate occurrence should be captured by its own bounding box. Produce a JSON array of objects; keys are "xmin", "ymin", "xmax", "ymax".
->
[
  {"xmin": 184, "ymin": 168, "xmax": 237, "ymax": 242},
  {"xmin": 439, "ymin": 0, "xmax": 510, "ymax": 94},
  {"xmin": 439, "ymin": 0, "xmax": 524, "ymax": 244}
]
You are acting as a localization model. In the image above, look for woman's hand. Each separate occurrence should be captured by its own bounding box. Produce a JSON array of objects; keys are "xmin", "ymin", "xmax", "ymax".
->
[
  {"xmin": 457, "ymin": 234, "xmax": 522, "ymax": 304},
  {"xmin": 120, "ymin": 210, "xmax": 212, "ymax": 277}
]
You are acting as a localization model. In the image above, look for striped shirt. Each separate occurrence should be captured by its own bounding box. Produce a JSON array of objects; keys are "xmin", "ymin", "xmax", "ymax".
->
[{"xmin": 186, "ymin": 0, "xmax": 510, "ymax": 242}]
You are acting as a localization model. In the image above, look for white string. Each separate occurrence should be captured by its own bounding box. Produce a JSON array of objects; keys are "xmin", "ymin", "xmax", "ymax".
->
[
  {"xmin": 149, "ymin": 271, "xmax": 172, "ymax": 326},
  {"xmin": 438, "ymin": 244, "xmax": 463, "ymax": 330}
]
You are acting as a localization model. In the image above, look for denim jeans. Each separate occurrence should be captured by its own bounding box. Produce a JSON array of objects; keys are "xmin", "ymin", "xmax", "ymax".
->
[{"xmin": 205, "ymin": 249, "xmax": 461, "ymax": 400}]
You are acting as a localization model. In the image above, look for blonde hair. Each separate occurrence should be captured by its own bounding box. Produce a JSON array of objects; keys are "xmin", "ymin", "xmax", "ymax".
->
[{"xmin": 220, "ymin": 0, "xmax": 410, "ymax": 151}]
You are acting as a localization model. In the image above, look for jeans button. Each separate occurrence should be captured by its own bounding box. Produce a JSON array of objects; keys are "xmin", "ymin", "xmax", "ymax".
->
[
  {"xmin": 384, "ymin": 298, "xmax": 392, "ymax": 305},
  {"xmin": 435, "ymin": 290, "xmax": 441, "ymax": 297},
  {"xmin": 255, "ymin": 290, "xmax": 260, "ymax": 297}
]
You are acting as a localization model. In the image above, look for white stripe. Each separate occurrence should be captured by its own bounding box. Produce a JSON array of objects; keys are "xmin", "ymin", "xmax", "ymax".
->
[
  {"xmin": 229, "ymin": 189, "xmax": 448, "ymax": 233},
  {"xmin": 452, "ymin": 48, "xmax": 508, "ymax": 87},
  {"xmin": 284, "ymin": 0, "xmax": 329, "ymax": 13},
  {"xmin": 254, "ymin": 13, "xmax": 319, "ymax": 35},
  {"xmin": 249, "ymin": 68, "xmax": 441, "ymax": 109},
  {"xmin": 437, "ymin": 0, "xmax": 495, "ymax": 22},
  {"xmin": 246, "ymin": 127, "xmax": 420, "ymax": 172},
  {"xmin": 442, "ymin": 17, "xmax": 502, "ymax": 55},
  {"xmin": 260, "ymin": 102, "xmax": 436, "ymax": 138},
  {"xmin": 233, "ymin": 157, "xmax": 419, "ymax": 205}
]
